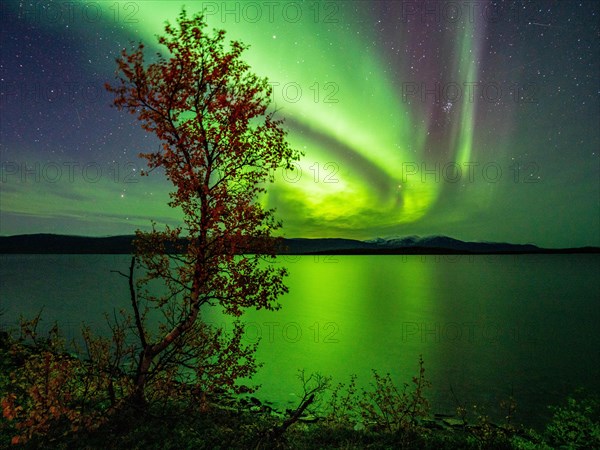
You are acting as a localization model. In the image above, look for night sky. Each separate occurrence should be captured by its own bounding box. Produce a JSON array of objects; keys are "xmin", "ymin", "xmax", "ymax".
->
[{"xmin": 1, "ymin": 1, "xmax": 598, "ymax": 248}]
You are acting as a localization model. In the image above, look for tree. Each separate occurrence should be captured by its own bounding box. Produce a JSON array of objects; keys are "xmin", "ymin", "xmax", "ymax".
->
[{"xmin": 105, "ymin": 9, "xmax": 301, "ymax": 406}]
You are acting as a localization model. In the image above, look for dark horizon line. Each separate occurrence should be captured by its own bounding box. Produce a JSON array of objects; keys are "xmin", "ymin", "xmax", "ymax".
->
[
  {"xmin": 0, "ymin": 233, "xmax": 599, "ymax": 255},
  {"xmin": 0, "ymin": 232, "xmax": 554, "ymax": 247}
]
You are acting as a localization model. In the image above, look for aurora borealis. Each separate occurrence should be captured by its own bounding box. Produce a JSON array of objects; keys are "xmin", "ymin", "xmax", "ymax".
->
[{"xmin": 1, "ymin": 1, "xmax": 598, "ymax": 247}]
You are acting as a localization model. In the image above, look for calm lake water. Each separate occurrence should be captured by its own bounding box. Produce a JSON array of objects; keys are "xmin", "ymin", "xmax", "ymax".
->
[{"xmin": 1, "ymin": 254, "xmax": 598, "ymax": 428}]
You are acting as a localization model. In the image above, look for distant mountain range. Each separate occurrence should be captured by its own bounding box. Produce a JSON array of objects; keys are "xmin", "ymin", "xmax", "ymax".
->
[{"xmin": 0, "ymin": 234, "xmax": 598, "ymax": 255}]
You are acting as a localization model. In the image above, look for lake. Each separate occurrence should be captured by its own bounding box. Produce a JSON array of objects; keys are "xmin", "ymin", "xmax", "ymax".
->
[{"xmin": 1, "ymin": 254, "xmax": 598, "ymax": 429}]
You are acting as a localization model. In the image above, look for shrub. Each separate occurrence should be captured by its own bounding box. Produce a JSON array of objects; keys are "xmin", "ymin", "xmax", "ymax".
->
[
  {"xmin": 544, "ymin": 394, "xmax": 600, "ymax": 449},
  {"xmin": 358, "ymin": 355, "xmax": 431, "ymax": 434},
  {"xmin": 0, "ymin": 313, "xmax": 135, "ymax": 445},
  {"xmin": 326, "ymin": 355, "xmax": 431, "ymax": 437}
]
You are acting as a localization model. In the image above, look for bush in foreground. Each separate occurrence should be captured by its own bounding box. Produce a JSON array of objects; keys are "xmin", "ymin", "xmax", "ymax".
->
[{"xmin": 2, "ymin": 321, "xmax": 598, "ymax": 449}]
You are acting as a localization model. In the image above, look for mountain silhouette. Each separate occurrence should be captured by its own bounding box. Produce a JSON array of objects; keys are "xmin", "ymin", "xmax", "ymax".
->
[{"xmin": 0, "ymin": 234, "xmax": 598, "ymax": 254}]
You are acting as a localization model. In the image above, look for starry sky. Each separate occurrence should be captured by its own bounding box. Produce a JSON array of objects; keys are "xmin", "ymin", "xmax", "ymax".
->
[{"xmin": 1, "ymin": 1, "xmax": 598, "ymax": 248}]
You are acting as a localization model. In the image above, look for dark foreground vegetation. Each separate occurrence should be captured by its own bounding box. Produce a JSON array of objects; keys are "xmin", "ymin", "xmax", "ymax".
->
[{"xmin": 1, "ymin": 319, "xmax": 598, "ymax": 450}]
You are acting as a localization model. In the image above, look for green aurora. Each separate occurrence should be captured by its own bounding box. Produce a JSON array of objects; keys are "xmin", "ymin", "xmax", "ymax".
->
[{"xmin": 0, "ymin": 1, "xmax": 598, "ymax": 247}]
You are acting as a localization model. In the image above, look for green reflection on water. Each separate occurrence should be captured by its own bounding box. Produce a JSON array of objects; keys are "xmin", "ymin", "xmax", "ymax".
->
[{"xmin": 1, "ymin": 254, "xmax": 598, "ymax": 428}]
